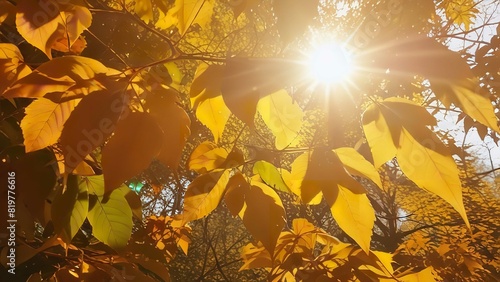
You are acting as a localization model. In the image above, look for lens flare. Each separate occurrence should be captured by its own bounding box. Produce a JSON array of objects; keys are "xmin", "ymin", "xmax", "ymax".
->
[{"xmin": 307, "ymin": 42, "xmax": 353, "ymax": 84}]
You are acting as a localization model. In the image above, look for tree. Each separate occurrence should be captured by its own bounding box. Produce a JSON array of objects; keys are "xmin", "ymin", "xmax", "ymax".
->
[{"xmin": 0, "ymin": 0, "xmax": 499, "ymax": 281}]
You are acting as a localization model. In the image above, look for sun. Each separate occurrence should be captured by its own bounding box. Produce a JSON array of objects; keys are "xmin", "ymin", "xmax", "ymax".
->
[{"xmin": 307, "ymin": 42, "xmax": 353, "ymax": 85}]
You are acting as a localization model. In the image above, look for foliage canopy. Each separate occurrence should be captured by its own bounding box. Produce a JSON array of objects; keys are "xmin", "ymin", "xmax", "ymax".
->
[{"xmin": 0, "ymin": 0, "xmax": 499, "ymax": 281}]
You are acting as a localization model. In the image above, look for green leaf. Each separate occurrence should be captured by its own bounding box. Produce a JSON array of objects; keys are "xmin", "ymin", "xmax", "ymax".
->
[
  {"xmin": 257, "ymin": 89, "xmax": 303, "ymax": 149},
  {"xmin": 51, "ymin": 174, "xmax": 88, "ymax": 244},
  {"xmin": 83, "ymin": 176, "xmax": 133, "ymax": 250},
  {"xmin": 252, "ymin": 160, "xmax": 291, "ymax": 193}
]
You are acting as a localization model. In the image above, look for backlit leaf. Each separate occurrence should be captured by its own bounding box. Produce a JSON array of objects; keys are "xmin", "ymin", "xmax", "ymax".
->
[
  {"xmin": 102, "ymin": 112, "xmax": 164, "ymax": 193},
  {"xmin": 3, "ymin": 56, "xmax": 109, "ymax": 99},
  {"xmin": 83, "ymin": 175, "xmax": 133, "ymax": 250},
  {"xmin": 334, "ymin": 147, "xmax": 383, "ymax": 189},
  {"xmin": 252, "ymin": 160, "xmax": 291, "ymax": 193},
  {"xmin": 325, "ymin": 185, "xmax": 374, "ymax": 254},
  {"xmin": 288, "ymin": 152, "xmax": 322, "ymax": 205},
  {"xmin": 60, "ymin": 91, "xmax": 127, "ymax": 172},
  {"xmin": 257, "ymin": 89, "xmax": 303, "ymax": 149},
  {"xmin": 146, "ymin": 87, "xmax": 191, "ymax": 168},
  {"xmin": 51, "ymin": 174, "xmax": 88, "ymax": 243},
  {"xmin": 190, "ymin": 63, "xmax": 225, "ymax": 108},
  {"xmin": 240, "ymin": 184, "xmax": 286, "ymax": 253},
  {"xmin": 0, "ymin": 0, "xmax": 15, "ymax": 24},
  {"xmin": 444, "ymin": 0, "xmax": 478, "ymax": 31},
  {"xmin": 178, "ymin": 170, "xmax": 231, "ymax": 224},
  {"xmin": 195, "ymin": 96, "xmax": 231, "ymax": 143},
  {"xmin": 16, "ymin": 0, "xmax": 92, "ymax": 58},
  {"xmin": 0, "ymin": 43, "xmax": 32, "ymax": 95},
  {"xmin": 221, "ymin": 58, "xmax": 301, "ymax": 126},
  {"xmin": 440, "ymin": 79, "xmax": 500, "ymax": 133},
  {"xmin": 21, "ymin": 98, "xmax": 80, "ymax": 152},
  {"xmin": 362, "ymin": 104, "xmax": 398, "ymax": 168},
  {"xmin": 397, "ymin": 266, "xmax": 436, "ymax": 282},
  {"xmin": 134, "ymin": 0, "xmax": 154, "ymax": 24},
  {"xmin": 157, "ymin": 0, "xmax": 214, "ymax": 34},
  {"xmin": 397, "ymin": 128, "xmax": 469, "ymax": 228},
  {"xmin": 224, "ymin": 171, "xmax": 249, "ymax": 216},
  {"xmin": 188, "ymin": 141, "xmax": 228, "ymax": 173},
  {"xmin": 363, "ymin": 97, "xmax": 470, "ymax": 228}
]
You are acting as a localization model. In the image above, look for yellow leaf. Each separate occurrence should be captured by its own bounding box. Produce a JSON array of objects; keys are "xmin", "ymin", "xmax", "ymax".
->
[
  {"xmin": 364, "ymin": 97, "xmax": 470, "ymax": 228},
  {"xmin": 326, "ymin": 185, "xmax": 375, "ymax": 254},
  {"xmin": 134, "ymin": 0, "xmax": 154, "ymax": 24},
  {"xmin": 196, "ymin": 96, "xmax": 231, "ymax": 143},
  {"xmin": 3, "ymin": 56, "xmax": 109, "ymax": 99},
  {"xmin": 179, "ymin": 170, "xmax": 231, "ymax": 224},
  {"xmin": 21, "ymin": 98, "xmax": 80, "ymax": 152},
  {"xmin": 449, "ymin": 79, "xmax": 500, "ymax": 133},
  {"xmin": 257, "ymin": 89, "xmax": 303, "ymax": 149},
  {"xmin": 444, "ymin": 0, "xmax": 478, "ymax": 31},
  {"xmin": 397, "ymin": 128, "xmax": 470, "ymax": 228},
  {"xmin": 396, "ymin": 266, "xmax": 437, "ymax": 282},
  {"xmin": 102, "ymin": 112, "xmax": 164, "ymax": 193},
  {"xmin": 188, "ymin": 141, "xmax": 228, "ymax": 173},
  {"xmin": 190, "ymin": 63, "xmax": 225, "ymax": 108},
  {"xmin": 0, "ymin": 0, "xmax": 15, "ymax": 25},
  {"xmin": 288, "ymin": 152, "xmax": 322, "ymax": 205},
  {"xmin": 16, "ymin": 0, "xmax": 92, "ymax": 59},
  {"xmin": 0, "ymin": 43, "xmax": 32, "ymax": 95},
  {"xmin": 158, "ymin": 0, "xmax": 214, "ymax": 35},
  {"xmin": 240, "ymin": 184, "xmax": 286, "ymax": 253},
  {"xmin": 334, "ymin": 147, "xmax": 383, "ymax": 189},
  {"xmin": 362, "ymin": 103, "xmax": 397, "ymax": 168}
]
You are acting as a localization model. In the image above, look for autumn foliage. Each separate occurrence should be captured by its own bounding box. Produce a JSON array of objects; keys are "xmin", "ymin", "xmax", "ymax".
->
[{"xmin": 0, "ymin": 0, "xmax": 499, "ymax": 281}]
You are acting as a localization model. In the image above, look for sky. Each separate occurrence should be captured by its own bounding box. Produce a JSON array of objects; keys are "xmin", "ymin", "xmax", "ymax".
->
[{"xmin": 440, "ymin": 0, "xmax": 500, "ymax": 182}]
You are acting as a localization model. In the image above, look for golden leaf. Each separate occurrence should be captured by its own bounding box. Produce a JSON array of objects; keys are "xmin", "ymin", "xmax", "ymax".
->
[
  {"xmin": 325, "ymin": 185, "xmax": 375, "ymax": 254},
  {"xmin": 21, "ymin": 98, "xmax": 80, "ymax": 152},
  {"xmin": 0, "ymin": 43, "xmax": 32, "ymax": 95},
  {"xmin": 16, "ymin": 0, "xmax": 92, "ymax": 59},
  {"xmin": 196, "ymin": 96, "xmax": 231, "ymax": 143},
  {"xmin": 188, "ymin": 141, "xmax": 228, "ymax": 173},
  {"xmin": 102, "ymin": 112, "xmax": 164, "ymax": 193},
  {"xmin": 257, "ymin": 89, "xmax": 303, "ymax": 150},
  {"xmin": 178, "ymin": 170, "xmax": 231, "ymax": 224}
]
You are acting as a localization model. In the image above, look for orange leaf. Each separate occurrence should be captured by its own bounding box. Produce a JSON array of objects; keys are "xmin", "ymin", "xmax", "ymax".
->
[
  {"xmin": 0, "ymin": 43, "xmax": 32, "ymax": 95},
  {"xmin": 60, "ymin": 91, "xmax": 127, "ymax": 172},
  {"xmin": 21, "ymin": 98, "xmax": 79, "ymax": 152},
  {"xmin": 102, "ymin": 112, "xmax": 164, "ymax": 193},
  {"xmin": 15, "ymin": 0, "xmax": 92, "ymax": 58},
  {"xmin": 146, "ymin": 87, "xmax": 190, "ymax": 168},
  {"xmin": 3, "ymin": 56, "xmax": 109, "ymax": 99}
]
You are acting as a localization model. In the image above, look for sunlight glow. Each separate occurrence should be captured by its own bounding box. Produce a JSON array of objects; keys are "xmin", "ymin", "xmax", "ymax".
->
[{"xmin": 307, "ymin": 42, "xmax": 353, "ymax": 85}]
